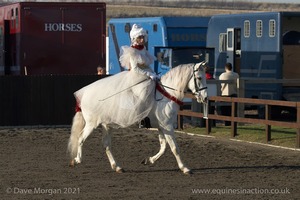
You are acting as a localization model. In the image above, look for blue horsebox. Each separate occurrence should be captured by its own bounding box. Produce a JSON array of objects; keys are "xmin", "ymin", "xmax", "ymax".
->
[
  {"xmin": 206, "ymin": 12, "xmax": 300, "ymax": 101},
  {"xmin": 107, "ymin": 17, "xmax": 214, "ymax": 75}
]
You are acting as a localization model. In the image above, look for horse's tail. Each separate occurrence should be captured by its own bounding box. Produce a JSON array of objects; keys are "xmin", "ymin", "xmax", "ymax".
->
[{"xmin": 68, "ymin": 110, "xmax": 85, "ymax": 160}]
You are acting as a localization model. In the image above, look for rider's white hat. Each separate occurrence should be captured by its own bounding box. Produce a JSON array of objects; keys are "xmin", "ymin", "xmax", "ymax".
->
[{"xmin": 130, "ymin": 24, "xmax": 148, "ymax": 43}]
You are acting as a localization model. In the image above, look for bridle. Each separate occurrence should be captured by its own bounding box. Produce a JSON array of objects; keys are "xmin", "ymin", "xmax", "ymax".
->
[
  {"xmin": 159, "ymin": 64, "xmax": 207, "ymax": 95},
  {"xmin": 156, "ymin": 63, "xmax": 207, "ymax": 105},
  {"xmin": 191, "ymin": 66, "xmax": 208, "ymax": 96}
]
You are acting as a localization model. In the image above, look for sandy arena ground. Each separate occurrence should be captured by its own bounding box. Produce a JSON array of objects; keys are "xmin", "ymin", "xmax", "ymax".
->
[{"xmin": 0, "ymin": 127, "xmax": 299, "ymax": 200}]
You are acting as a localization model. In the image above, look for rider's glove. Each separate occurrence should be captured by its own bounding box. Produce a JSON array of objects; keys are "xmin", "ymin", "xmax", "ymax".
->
[
  {"xmin": 150, "ymin": 74, "xmax": 159, "ymax": 81},
  {"xmin": 147, "ymin": 72, "xmax": 159, "ymax": 81}
]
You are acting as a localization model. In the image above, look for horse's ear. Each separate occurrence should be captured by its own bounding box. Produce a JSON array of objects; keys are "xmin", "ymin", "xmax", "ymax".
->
[
  {"xmin": 195, "ymin": 61, "xmax": 207, "ymax": 71},
  {"xmin": 201, "ymin": 61, "xmax": 208, "ymax": 66}
]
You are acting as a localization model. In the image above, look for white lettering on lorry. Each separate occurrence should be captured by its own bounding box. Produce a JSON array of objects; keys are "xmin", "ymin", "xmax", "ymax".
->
[{"xmin": 44, "ymin": 23, "xmax": 82, "ymax": 32}]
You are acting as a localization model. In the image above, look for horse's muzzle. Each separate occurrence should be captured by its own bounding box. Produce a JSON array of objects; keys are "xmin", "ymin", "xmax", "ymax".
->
[{"xmin": 195, "ymin": 93, "xmax": 207, "ymax": 103}]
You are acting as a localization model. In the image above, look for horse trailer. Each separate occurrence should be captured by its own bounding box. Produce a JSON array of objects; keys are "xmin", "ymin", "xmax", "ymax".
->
[
  {"xmin": 107, "ymin": 17, "xmax": 214, "ymax": 75},
  {"xmin": 207, "ymin": 12, "xmax": 300, "ymax": 101},
  {"xmin": 0, "ymin": 2, "xmax": 106, "ymax": 75}
]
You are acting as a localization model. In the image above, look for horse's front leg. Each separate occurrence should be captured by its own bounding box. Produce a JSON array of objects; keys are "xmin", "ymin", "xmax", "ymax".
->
[
  {"xmin": 141, "ymin": 128, "xmax": 167, "ymax": 165},
  {"xmin": 102, "ymin": 125, "xmax": 123, "ymax": 173},
  {"xmin": 154, "ymin": 102, "xmax": 191, "ymax": 174},
  {"xmin": 164, "ymin": 129, "xmax": 192, "ymax": 175}
]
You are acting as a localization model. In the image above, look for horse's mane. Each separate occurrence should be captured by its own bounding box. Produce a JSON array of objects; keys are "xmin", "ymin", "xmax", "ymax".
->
[{"xmin": 161, "ymin": 63, "xmax": 194, "ymax": 98}]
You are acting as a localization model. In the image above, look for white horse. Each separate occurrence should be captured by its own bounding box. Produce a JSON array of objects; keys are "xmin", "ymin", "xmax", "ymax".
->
[{"xmin": 68, "ymin": 62, "xmax": 207, "ymax": 174}]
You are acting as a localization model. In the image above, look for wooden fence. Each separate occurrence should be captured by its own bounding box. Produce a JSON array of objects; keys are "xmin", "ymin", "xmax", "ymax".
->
[
  {"xmin": 0, "ymin": 75, "xmax": 102, "ymax": 126},
  {"xmin": 178, "ymin": 94, "xmax": 300, "ymax": 148}
]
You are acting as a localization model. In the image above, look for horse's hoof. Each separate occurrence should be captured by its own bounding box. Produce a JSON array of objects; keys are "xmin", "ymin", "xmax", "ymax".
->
[
  {"xmin": 141, "ymin": 157, "xmax": 150, "ymax": 165},
  {"xmin": 116, "ymin": 167, "xmax": 124, "ymax": 173},
  {"xmin": 69, "ymin": 160, "xmax": 75, "ymax": 167},
  {"xmin": 183, "ymin": 169, "xmax": 193, "ymax": 175}
]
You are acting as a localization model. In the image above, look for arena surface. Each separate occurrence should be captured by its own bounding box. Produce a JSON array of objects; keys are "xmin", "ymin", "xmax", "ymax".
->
[{"xmin": 0, "ymin": 127, "xmax": 299, "ymax": 199}]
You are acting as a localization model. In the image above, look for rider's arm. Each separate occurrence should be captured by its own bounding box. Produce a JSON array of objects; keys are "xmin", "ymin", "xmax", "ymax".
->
[{"xmin": 129, "ymin": 57, "xmax": 152, "ymax": 77}]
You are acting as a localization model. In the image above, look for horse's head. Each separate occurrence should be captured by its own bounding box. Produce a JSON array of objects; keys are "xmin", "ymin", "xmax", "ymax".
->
[{"xmin": 187, "ymin": 61, "xmax": 208, "ymax": 103}]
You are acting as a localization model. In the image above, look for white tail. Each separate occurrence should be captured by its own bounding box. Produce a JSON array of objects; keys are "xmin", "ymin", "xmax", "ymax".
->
[{"xmin": 68, "ymin": 112, "xmax": 85, "ymax": 159}]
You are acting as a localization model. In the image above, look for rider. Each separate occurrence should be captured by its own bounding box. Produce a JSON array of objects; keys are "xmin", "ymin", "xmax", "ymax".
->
[
  {"xmin": 119, "ymin": 24, "xmax": 159, "ymax": 81},
  {"xmin": 119, "ymin": 24, "xmax": 158, "ymax": 128},
  {"xmin": 73, "ymin": 24, "xmax": 158, "ymax": 129}
]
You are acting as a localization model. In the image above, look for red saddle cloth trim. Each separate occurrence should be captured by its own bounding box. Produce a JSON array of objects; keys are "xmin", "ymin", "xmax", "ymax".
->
[
  {"xmin": 156, "ymin": 84, "xmax": 184, "ymax": 106},
  {"xmin": 75, "ymin": 102, "xmax": 81, "ymax": 112}
]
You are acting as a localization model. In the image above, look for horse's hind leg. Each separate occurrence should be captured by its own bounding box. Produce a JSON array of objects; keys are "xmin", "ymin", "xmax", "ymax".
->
[
  {"xmin": 74, "ymin": 123, "xmax": 94, "ymax": 164},
  {"xmin": 141, "ymin": 128, "xmax": 167, "ymax": 165},
  {"xmin": 68, "ymin": 112, "xmax": 85, "ymax": 167},
  {"xmin": 102, "ymin": 125, "xmax": 123, "ymax": 173}
]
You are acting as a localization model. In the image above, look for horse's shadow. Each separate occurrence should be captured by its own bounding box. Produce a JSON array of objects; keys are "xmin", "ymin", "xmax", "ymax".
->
[
  {"xmin": 122, "ymin": 164, "xmax": 300, "ymax": 174},
  {"xmin": 193, "ymin": 165, "xmax": 300, "ymax": 172}
]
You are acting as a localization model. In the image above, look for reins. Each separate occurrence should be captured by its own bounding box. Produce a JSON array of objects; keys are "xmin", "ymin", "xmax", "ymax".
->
[
  {"xmin": 156, "ymin": 64, "xmax": 207, "ymax": 106},
  {"xmin": 98, "ymin": 79, "xmax": 149, "ymax": 101},
  {"xmin": 159, "ymin": 82, "xmax": 207, "ymax": 95},
  {"xmin": 158, "ymin": 65, "xmax": 207, "ymax": 95},
  {"xmin": 98, "ymin": 63, "xmax": 207, "ymax": 105}
]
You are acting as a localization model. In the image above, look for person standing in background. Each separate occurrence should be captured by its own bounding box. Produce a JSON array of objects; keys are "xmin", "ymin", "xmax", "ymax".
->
[
  {"xmin": 219, "ymin": 62, "xmax": 239, "ymax": 126},
  {"xmin": 219, "ymin": 63, "xmax": 239, "ymax": 97},
  {"xmin": 97, "ymin": 66, "xmax": 106, "ymax": 75}
]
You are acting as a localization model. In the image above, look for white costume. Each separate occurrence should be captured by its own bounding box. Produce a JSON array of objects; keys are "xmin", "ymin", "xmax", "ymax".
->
[
  {"xmin": 119, "ymin": 24, "xmax": 157, "ymax": 79},
  {"xmin": 73, "ymin": 24, "xmax": 157, "ymax": 127}
]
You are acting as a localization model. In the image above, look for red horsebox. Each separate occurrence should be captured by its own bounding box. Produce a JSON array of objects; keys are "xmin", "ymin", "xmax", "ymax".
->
[{"xmin": 0, "ymin": 2, "xmax": 106, "ymax": 75}]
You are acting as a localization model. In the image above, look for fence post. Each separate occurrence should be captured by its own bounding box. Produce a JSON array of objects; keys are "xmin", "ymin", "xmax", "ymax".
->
[
  {"xmin": 231, "ymin": 99, "xmax": 237, "ymax": 137},
  {"xmin": 206, "ymin": 100, "xmax": 212, "ymax": 135},
  {"xmin": 297, "ymin": 102, "xmax": 300, "ymax": 148},
  {"xmin": 237, "ymin": 78, "xmax": 245, "ymax": 119},
  {"xmin": 265, "ymin": 104, "xmax": 271, "ymax": 142}
]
